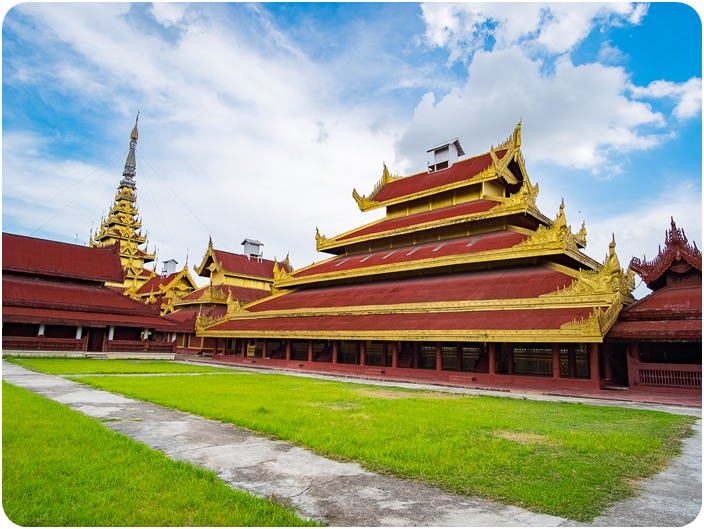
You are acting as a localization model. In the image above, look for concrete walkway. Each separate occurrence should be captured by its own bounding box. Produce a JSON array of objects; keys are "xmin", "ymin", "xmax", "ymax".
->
[{"xmin": 2, "ymin": 360, "xmax": 701, "ymax": 527}]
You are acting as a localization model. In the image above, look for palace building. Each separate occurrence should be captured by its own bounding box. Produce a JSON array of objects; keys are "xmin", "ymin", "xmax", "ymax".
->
[
  {"xmin": 195, "ymin": 123, "xmax": 666, "ymax": 393},
  {"xmin": 2, "ymin": 233, "xmax": 179, "ymax": 355},
  {"xmin": 163, "ymin": 237, "xmax": 293, "ymax": 355}
]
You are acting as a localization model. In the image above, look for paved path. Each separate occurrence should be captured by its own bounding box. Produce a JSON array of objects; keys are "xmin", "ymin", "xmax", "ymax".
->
[{"xmin": 2, "ymin": 361, "xmax": 701, "ymax": 526}]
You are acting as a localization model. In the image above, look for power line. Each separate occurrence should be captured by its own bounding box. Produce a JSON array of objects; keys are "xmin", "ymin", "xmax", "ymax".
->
[{"xmin": 5, "ymin": 150, "xmax": 126, "ymax": 233}]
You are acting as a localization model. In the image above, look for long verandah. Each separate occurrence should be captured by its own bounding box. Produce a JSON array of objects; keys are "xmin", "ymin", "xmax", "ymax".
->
[{"xmin": 207, "ymin": 338, "xmax": 604, "ymax": 390}]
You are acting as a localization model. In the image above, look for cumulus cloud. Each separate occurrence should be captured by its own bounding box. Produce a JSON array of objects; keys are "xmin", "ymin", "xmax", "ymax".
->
[
  {"xmin": 420, "ymin": 2, "xmax": 647, "ymax": 63},
  {"xmin": 3, "ymin": 3, "xmax": 395, "ymax": 270},
  {"xmin": 630, "ymin": 78, "xmax": 703, "ymax": 120},
  {"xmin": 396, "ymin": 46, "xmax": 667, "ymax": 173}
]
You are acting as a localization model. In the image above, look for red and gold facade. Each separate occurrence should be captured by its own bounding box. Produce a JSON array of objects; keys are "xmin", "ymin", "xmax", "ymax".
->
[
  {"xmin": 197, "ymin": 124, "xmax": 639, "ymax": 391},
  {"xmin": 607, "ymin": 219, "xmax": 702, "ymax": 394}
]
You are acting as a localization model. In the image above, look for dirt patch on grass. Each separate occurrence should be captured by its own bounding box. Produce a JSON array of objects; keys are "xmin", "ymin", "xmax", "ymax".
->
[
  {"xmin": 357, "ymin": 389, "xmax": 458, "ymax": 399},
  {"xmin": 307, "ymin": 401, "xmax": 360, "ymax": 411},
  {"xmin": 494, "ymin": 430, "xmax": 557, "ymax": 445}
]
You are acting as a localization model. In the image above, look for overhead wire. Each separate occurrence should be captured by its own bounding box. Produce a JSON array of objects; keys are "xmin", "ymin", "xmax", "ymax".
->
[
  {"xmin": 135, "ymin": 151, "xmax": 232, "ymax": 253},
  {"xmin": 5, "ymin": 150, "xmax": 126, "ymax": 234}
]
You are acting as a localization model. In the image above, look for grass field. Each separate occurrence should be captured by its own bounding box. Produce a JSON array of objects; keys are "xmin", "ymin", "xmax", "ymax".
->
[
  {"xmin": 1, "ymin": 381, "xmax": 319, "ymax": 527},
  {"xmin": 28, "ymin": 361, "xmax": 689, "ymax": 522},
  {"xmin": 5, "ymin": 357, "xmax": 233, "ymax": 374}
]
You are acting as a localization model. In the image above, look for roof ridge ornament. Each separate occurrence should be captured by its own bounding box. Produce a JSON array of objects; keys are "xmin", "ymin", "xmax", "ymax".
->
[{"xmin": 629, "ymin": 218, "xmax": 702, "ymax": 287}]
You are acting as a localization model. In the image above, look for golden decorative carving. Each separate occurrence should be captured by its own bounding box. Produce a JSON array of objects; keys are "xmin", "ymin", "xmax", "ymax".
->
[
  {"xmin": 315, "ymin": 227, "xmax": 328, "ymax": 249},
  {"xmin": 560, "ymin": 297, "xmax": 622, "ymax": 336},
  {"xmin": 352, "ymin": 188, "xmax": 380, "ymax": 211},
  {"xmin": 273, "ymin": 259, "xmax": 294, "ymax": 283},
  {"xmin": 542, "ymin": 235, "xmax": 635, "ymax": 303}
]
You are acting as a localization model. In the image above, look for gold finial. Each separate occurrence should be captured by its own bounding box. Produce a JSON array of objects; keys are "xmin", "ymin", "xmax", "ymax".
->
[{"xmin": 130, "ymin": 111, "xmax": 139, "ymax": 141}]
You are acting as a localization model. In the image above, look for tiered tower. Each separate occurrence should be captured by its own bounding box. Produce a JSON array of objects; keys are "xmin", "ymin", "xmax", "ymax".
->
[{"xmin": 90, "ymin": 114, "xmax": 156, "ymax": 292}]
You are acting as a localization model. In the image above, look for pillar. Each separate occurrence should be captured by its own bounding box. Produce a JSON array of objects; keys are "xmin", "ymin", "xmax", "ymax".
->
[
  {"xmin": 332, "ymin": 340, "xmax": 339, "ymax": 364},
  {"xmin": 435, "ymin": 342, "xmax": 442, "ymax": 371},
  {"xmin": 262, "ymin": 338, "xmax": 268, "ymax": 358},
  {"xmin": 285, "ymin": 339, "xmax": 292, "ymax": 361},
  {"xmin": 602, "ymin": 342, "xmax": 613, "ymax": 381},
  {"xmin": 552, "ymin": 343, "xmax": 561, "ymax": 379},
  {"xmin": 382, "ymin": 343, "xmax": 388, "ymax": 366},
  {"xmin": 360, "ymin": 341, "xmax": 366, "ymax": 366},
  {"xmin": 307, "ymin": 340, "xmax": 314, "ymax": 362},
  {"xmin": 456, "ymin": 344, "xmax": 463, "ymax": 372},
  {"xmin": 108, "ymin": 326, "xmax": 115, "ymax": 341},
  {"xmin": 589, "ymin": 343, "xmax": 600, "ymax": 382},
  {"xmin": 488, "ymin": 342, "xmax": 496, "ymax": 375},
  {"xmin": 75, "ymin": 326, "xmax": 83, "ymax": 340},
  {"xmin": 568, "ymin": 344, "xmax": 577, "ymax": 378},
  {"xmin": 241, "ymin": 339, "xmax": 247, "ymax": 357},
  {"xmin": 214, "ymin": 337, "xmax": 219, "ymax": 355},
  {"xmin": 391, "ymin": 341, "xmax": 398, "ymax": 368},
  {"xmin": 506, "ymin": 344, "xmax": 515, "ymax": 375},
  {"xmin": 413, "ymin": 342, "xmax": 419, "ymax": 369},
  {"xmin": 629, "ymin": 342, "xmax": 640, "ymax": 360},
  {"xmin": 37, "ymin": 323, "xmax": 46, "ymax": 336}
]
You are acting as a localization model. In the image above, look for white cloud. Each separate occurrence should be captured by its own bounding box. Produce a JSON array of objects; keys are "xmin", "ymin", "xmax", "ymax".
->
[
  {"xmin": 396, "ymin": 46, "xmax": 668, "ymax": 173},
  {"xmin": 2, "ymin": 3, "xmax": 397, "ymax": 272},
  {"xmin": 420, "ymin": 2, "xmax": 647, "ymax": 63},
  {"xmin": 630, "ymin": 78, "xmax": 703, "ymax": 120},
  {"xmin": 150, "ymin": 2, "xmax": 188, "ymax": 28}
]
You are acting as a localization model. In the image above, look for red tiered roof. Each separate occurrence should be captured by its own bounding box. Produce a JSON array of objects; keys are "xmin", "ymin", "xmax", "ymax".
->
[
  {"xmin": 2, "ymin": 233, "xmax": 125, "ymax": 283},
  {"xmin": 295, "ymin": 231, "xmax": 528, "ymax": 278},
  {"xmin": 250, "ymin": 266, "xmax": 574, "ymax": 312},
  {"xmin": 336, "ymin": 199, "xmax": 500, "ymax": 243},
  {"xmin": 372, "ymin": 150, "xmax": 508, "ymax": 203},
  {"xmin": 2, "ymin": 233, "xmax": 177, "ymax": 330}
]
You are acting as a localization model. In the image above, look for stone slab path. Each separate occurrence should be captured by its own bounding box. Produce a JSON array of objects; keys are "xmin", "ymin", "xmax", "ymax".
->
[{"xmin": 2, "ymin": 361, "xmax": 701, "ymax": 527}]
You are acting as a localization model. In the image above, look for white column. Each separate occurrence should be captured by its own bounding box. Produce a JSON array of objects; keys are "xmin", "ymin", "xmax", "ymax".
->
[
  {"xmin": 108, "ymin": 326, "xmax": 115, "ymax": 340},
  {"xmin": 75, "ymin": 326, "xmax": 83, "ymax": 340},
  {"xmin": 38, "ymin": 323, "xmax": 45, "ymax": 336}
]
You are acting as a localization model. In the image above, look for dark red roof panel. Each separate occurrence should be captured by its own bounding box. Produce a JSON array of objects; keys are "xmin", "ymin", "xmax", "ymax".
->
[
  {"xmin": 295, "ymin": 231, "xmax": 528, "ymax": 278},
  {"xmin": 372, "ymin": 150, "xmax": 506, "ymax": 203},
  {"xmin": 208, "ymin": 306, "xmax": 593, "ymax": 334},
  {"xmin": 181, "ymin": 284, "xmax": 271, "ymax": 303},
  {"xmin": 607, "ymin": 319, "xmax": 701, "ymax": 340},
  {"xmin": 251, "ymin": 266, "xmax": 574, "ymax": 312},
  {"xmin": 136, "ymin": 273, "xmax": 179, "ymax": 295},
  {"xmin": 337, "ymin": 200, "xmax": 500, "ymax": 242},
  {"xmin": 213, "ymin": 250, "xmax": 278, "ymax": 279},
  {"xmin": 2, "ymin": 276, "xmax": 161, "ymax": 316},
  {"xmin": 621, "ymin": 285, "xmax": 702, "ymax": 317},
  {"xmin": 2, "ymin": 233, "xmax": 125, "ymax": 283},
  {"xmin": 2, "ymin": 306, "xmax": 177, "ymax": 329}
]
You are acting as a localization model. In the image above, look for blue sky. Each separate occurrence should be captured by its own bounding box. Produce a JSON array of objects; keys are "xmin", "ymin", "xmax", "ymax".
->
[{"xmin": 2, "ymin": 2, "xmax": 702, "ymax": 295}]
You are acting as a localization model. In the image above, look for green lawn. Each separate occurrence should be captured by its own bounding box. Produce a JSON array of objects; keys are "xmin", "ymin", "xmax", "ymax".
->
[
  {"xmin": 5, "ymin": 357, "xmax": 234, "ymax": 374},
  {"xmin": 2, "ymin": 381, "xmax": 319, "ymax": 527},
  {"xmin": 63, "ymin": 369, "xmax": 695, "ymax": 522}
]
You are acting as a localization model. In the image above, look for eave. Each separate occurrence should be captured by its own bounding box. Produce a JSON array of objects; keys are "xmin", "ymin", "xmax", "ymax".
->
[{"xmin": 282, "ymin": 234, "xmax": 599, "ymax": 289}]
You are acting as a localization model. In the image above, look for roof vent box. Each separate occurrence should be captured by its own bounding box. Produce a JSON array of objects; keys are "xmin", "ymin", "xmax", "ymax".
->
[{"xmin": 428, "ymin": 138, "xmax": 464, "ymax": 173}]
